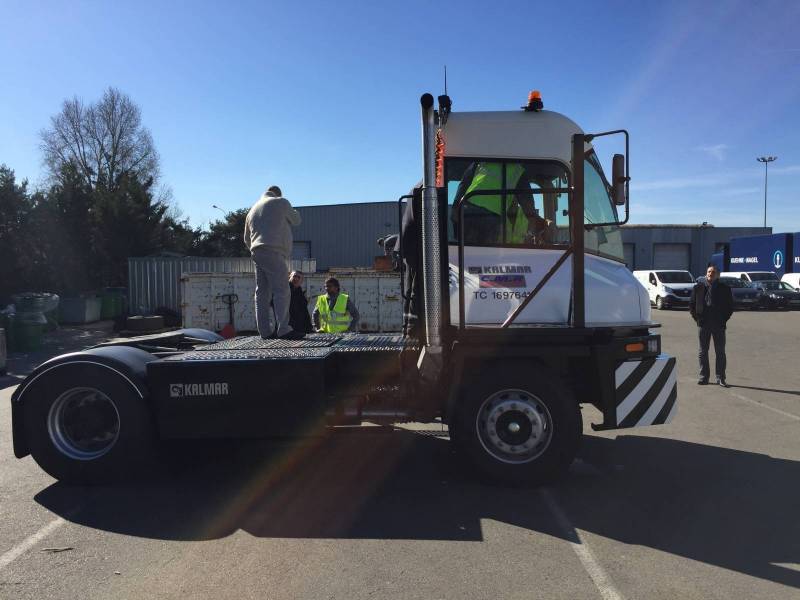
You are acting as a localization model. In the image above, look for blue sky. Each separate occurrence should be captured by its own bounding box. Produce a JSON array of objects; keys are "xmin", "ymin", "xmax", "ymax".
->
[{"xmin": 1, "ymin": 0, "xmax": 798, "ymax": 231}]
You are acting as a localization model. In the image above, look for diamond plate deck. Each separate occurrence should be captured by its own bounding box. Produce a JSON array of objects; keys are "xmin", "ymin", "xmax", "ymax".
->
[
  {"xmin": 165, "ymin": 347, "xmax": 334, "ymax": 361},
  {"xmin": 171, "ymin": 333, "xmax": 417, "ymax": 362},
  {"xmin": 332, "ymin": 334, "xmax": 416, "ymax": 352},
  {"xmin": 195, "ymin": 335, "xmax": 336, "ymax": 351}
]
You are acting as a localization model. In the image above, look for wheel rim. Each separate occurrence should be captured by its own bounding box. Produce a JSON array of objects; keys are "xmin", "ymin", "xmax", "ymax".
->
[
  {"xmin": 47, "ymin": 387, "xmax": 120, "ymax": 460},
  {"xmin": 475, "ymin": 389, "xmax": 553, "ymax": 464}
]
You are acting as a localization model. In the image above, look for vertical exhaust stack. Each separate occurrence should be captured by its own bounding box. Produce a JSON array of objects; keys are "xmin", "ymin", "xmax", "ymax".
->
[{"xmin": 417, "ymin": 93, "xmax": 443, "ymax": 380}]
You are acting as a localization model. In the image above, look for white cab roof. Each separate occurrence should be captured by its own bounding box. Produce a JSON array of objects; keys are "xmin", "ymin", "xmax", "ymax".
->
[{"xmin": 444, "ymin": 110, "xmax": 585, "ymax": 165}]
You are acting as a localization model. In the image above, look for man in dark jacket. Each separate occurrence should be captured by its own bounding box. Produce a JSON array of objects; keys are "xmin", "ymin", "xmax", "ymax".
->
[
  {"xmin": 690, "ymin": 264, "xmax": 734, "ymax": 387},
  {"xmin": 288, "ymin": 271, "xmax": 313, "ymax": 334}
]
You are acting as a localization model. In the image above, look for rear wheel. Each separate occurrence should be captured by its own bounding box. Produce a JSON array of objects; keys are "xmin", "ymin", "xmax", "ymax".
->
[
  {"xmin": 23, "ymin": 365, "xmax": 156, "ymax": 484},
  {"xmin": 453, "ymin": 365, "xmax": 581, "ymax": 486}
]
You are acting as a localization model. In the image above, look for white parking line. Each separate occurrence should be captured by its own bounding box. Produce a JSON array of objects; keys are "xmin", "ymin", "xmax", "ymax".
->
[
  {"xmin": 729, "ymin": 392, "xmax": 800, "ymax": 422},
  {"xmin": 679, "ymin": 377, "xmax": 800, "ymax": 421},
  {"xmin": 540, "ymin": 489, "xmax": 625, "ymax": 600},
  {"xmin": 0, "ymin": 516, "xmax": 68, "ymax": 571}
]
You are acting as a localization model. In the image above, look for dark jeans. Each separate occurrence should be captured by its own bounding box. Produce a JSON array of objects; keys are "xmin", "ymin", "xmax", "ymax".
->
[{"xmin": 698, "ymin": 323, "xmax": 726, "ymax": 380}]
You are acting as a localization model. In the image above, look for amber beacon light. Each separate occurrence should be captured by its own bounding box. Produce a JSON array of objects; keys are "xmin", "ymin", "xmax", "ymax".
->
[{"xmin": 524, "ymin": 90, "xmax": 543, "ymax": 111}]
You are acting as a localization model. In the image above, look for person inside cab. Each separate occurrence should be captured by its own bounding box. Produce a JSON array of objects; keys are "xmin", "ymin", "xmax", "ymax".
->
[{"xmin": 453, "ymin": 161, "xmax": 552, "ymax": 246}]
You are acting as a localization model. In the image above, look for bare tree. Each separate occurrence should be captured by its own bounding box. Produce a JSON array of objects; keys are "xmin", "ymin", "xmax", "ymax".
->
[{"xmin": 40, "ymin": 87, "xmax": 160, "ymax": 189}]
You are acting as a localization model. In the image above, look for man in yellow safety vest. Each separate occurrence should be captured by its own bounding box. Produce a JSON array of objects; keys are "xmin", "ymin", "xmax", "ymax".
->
[{"xmin": 313, "ymin": 277, "xmax": 360, "ymax": 333}]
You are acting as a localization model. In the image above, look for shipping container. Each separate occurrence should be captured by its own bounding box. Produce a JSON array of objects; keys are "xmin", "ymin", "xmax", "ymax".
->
[
  {"xmin": 717, "ymin": 233, "xmax": 795, "ymax": 277},
  {"xmin": 128, "ymin": 256, "xmax": 316, "ymax": 315},
  {"xmin": 181, "ymin": 271, "xmax": 402, "ymax": 333},
  {"xmin": 794, "ymin": 233, "xmax": 800, "ymax": 271}
]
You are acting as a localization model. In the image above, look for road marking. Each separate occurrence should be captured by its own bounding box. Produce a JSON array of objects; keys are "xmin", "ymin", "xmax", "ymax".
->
[
  {"xmin": 0, "ymin": 517, "xmax": 67, "ymax": 571},
  {"xmin": 679, "ymin": 377, "xmax": 800, "ymax": 421},
  {"xmin": 729, "ymin": 392, "xmax": 800, "ymax": 421},
  {"xmin": 540, "ymin": 489, "xmax": 625, "ymax": 600}
]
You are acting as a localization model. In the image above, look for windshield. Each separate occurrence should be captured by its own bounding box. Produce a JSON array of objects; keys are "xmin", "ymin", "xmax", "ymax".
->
[
  {"xmin": 583, "ymin": 151, "xmax": 623, "ymax": 262},
  {"xmin": 445, "ymin": 154, "xmax": 624, "ymax": 263},
  {"xmin": 720, "ymin": 277, "xmax": 747, "ymax": 288},
  {"xmin": 761, "ymin": 281, "xmax": 796, "ymax": 291},
  {"xmin": 748, "ymin": 272, "xmax": 778, "ymax": 281},
  {"xmin": 657, "ymin": 271, "xmax": 693, "ymax": 283},
  {"xmin": 446, "ymin": 159, "xmax": 570, "ymax": 247}
]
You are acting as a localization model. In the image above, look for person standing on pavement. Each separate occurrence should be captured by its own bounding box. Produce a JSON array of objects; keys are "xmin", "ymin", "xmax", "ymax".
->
[
  {"xmin": 312, "ymin": 277, "xmax": 360, "ymax": 333},
  {"xmin": 690, "ymin": 264, "xmax": 733, "ymax": 387},
  {"xmin": 244, "ymin": 185, "xmax": 304, "ymax": 339},
  {"xmin": 288, "ymin": 270, "xmax": 313, "ymax": 334}
]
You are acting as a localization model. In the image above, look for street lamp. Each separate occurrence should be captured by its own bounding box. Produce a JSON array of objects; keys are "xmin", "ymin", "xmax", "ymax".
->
[
  {"xmin": 211, "ymin": 204, "xmax": 226, "ymax": 216},
  {"xmin": 756, "ymin": 156, "xmax": 777, "ymax": 228}
]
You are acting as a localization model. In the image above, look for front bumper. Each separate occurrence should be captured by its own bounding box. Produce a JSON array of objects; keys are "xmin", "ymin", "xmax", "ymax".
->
[{"xmin": 663, "ymin": 293, "xmax": 691, "ymax": 306}]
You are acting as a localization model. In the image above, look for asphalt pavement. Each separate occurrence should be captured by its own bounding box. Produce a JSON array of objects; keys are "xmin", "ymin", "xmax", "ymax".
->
[{"xmin": 1, "ymin": 309, "xmax": 798, "ymax": 599}]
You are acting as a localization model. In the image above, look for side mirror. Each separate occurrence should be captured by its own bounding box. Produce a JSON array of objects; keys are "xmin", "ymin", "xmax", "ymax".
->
[
  {"xmin": 611, "ymin": 154, "xmax": 628, "ymax": 206},
  {"xmin": 611, "ymin": 153, "xmax": 626, "ymax": 206}
]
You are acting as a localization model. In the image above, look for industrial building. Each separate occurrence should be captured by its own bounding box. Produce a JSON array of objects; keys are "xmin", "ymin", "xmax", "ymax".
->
[{"xmin": 292, "ymin": 201, "xmax": 770, "ymax": 277}]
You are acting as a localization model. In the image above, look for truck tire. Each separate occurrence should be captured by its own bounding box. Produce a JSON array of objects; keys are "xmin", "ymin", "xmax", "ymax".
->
[
  {"xmin": 453, "ymin": 364, "xmax": 581, "ymax": 486},
  {"xmin": 22, "ymin": 365, "xmax": 156, "ymax": 484},
  {"xmin": 655, "ymin": 296, "xmax": 664, "ymax": 310}
]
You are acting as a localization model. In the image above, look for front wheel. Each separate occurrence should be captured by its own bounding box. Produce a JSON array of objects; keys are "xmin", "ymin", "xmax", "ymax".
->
[
  {"xmin": 453, "ymin": 365, "xmax": 581, "ymax": 486},
  {"xmin": 655, "ymin": 296, "xmax": 665, "ymax": 310}
]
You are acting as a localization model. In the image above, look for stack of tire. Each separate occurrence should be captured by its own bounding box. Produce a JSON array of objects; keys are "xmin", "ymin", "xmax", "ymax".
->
[{"xmin": 9, "ymin": 293, "xmax": 60, "ymax": 352}]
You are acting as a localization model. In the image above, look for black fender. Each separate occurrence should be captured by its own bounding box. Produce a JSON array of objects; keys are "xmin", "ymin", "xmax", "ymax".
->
[{"xmin": 11, "ymin": 346, "xmax": 158, "ymax": 458}]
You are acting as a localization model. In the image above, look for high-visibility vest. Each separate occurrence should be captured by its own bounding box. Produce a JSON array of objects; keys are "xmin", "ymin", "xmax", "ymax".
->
[
  {"xmin": 316, "ymin": 293, "xmax": 351, "ymax": 333},
  {"xmin": 464, "ymin": 162, "xmax": 529, "ymax": 243}
]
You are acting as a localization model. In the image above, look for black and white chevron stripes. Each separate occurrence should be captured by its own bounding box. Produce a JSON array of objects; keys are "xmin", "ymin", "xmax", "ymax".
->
[{"xmin": 614, "ymin": 355, "xmax": 677, "ymax": 428}]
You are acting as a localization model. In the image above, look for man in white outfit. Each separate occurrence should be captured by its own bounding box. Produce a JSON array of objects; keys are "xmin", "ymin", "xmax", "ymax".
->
[{"xmin": 243, "ymin": 185, "xmax": 303, "ymax": 339}]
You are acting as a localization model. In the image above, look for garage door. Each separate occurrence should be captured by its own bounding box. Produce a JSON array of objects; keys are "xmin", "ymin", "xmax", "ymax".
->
[
  {"xmin": 292, "ymin": 241, "xmax": 311, "ymax": 260},
  {"xmin": 623, "ymin": 243, "xmax": 635, "ymax": 270},
  {"xmin": 653, "ymin": 243, "xmax": 690, "ymax": 271}
]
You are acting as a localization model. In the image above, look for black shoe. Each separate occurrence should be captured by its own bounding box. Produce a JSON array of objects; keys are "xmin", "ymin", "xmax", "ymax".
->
[
  {"xmin": 697, "ymin": 378, "xmax": 709, "ymax": 385},
  {"xmin": 278, "ymin": 330, "xmax": 305, "ymax": 340},
  {"xmin": 717, "ymin": 378, "xmax": 729, "ymax": 388}
]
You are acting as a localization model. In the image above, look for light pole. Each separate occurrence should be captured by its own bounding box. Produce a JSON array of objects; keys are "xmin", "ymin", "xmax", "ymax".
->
[
  {"xmin": 211, "ymin": 204, "xmax": 226, "ymax": 216},
  {"xmin": 756, "ymin": 156, "xmax": 777, "ymax": 228}
]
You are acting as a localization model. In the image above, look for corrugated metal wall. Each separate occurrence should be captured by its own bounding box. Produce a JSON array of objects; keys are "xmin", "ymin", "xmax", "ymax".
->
[
  {"xmin": 128, "ymin": 257, "xmax": 316, "ymax": 314},
  {"xmin": 295, "ymin": 202, "xmax": 400, "ymax": 270}
]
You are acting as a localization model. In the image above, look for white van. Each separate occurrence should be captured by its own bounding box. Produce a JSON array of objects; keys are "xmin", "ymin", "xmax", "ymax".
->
[
  {"xmin": 782, "ymin": 273, "xmax": 800, "ymax": 291},
  {"xmin": 721, "ymin": 271, "xmax": 779, "ymax": 283},
  {"xmin": 633, "ymin": 270, "xmax": 695, "ymax": 309}
]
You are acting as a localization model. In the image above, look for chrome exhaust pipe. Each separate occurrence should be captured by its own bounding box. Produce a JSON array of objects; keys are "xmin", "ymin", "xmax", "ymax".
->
[{"xmin": 418, "ymin": 93, "xmax": 444, "ymax": 379}]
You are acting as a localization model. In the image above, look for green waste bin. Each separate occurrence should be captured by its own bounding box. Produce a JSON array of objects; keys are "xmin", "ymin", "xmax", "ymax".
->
[{"xmin": 10, "ymin": 312, "xmax": 46, "ymax": 352}]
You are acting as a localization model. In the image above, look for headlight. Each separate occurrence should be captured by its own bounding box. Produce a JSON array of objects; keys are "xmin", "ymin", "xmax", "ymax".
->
[
  {"xmin": 663, "ymin": 286, "xmax": 674, "ymax": 294},
  {"xmin": 770, "ymin": 294, "xmax": 779, "ymax": 299}
]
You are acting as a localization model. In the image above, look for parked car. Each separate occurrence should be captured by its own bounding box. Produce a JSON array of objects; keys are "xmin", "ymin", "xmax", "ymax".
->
[
  {"xmin": 718, "ymin": 277, "xmax": 762, "ymax": 310},
  {"xmin": 781, "ymin": 273, "xmax": 800, "ymax": 292},
  {"xmin": 751, "ymin": 280, "xmax": 800, "ymax": 310},
  {"xmin": 721, "ymin": 271, "xmax": 779, "ymax": 283},
  {"xmin": 633, "ymin": 270, "xmax": 694, "ymax": 309}
]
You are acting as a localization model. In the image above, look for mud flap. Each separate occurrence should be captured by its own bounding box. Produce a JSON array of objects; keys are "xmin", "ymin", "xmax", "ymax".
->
[{"xmin": 611, "ymin": 354, "xmax": 677, "ymax": 428}]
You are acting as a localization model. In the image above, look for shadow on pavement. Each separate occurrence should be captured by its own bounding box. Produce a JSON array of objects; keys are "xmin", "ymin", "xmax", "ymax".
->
[
  {"xmin": 730, "ymin": 384, "xmax": 800, "ymax": 397},
  {"xmin": 0, "ymin": 374, "xmax": 25, "ymax": 391},
  {"xmin": 35, "ymin": 430, "xmax": 800, "ymax": 589}
]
